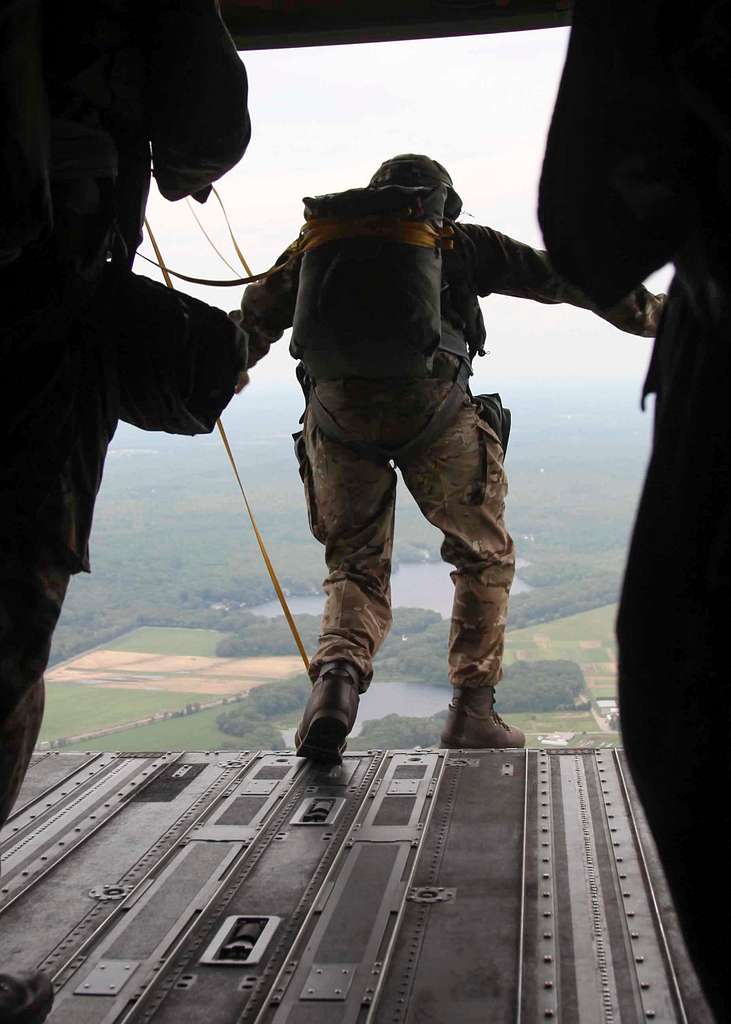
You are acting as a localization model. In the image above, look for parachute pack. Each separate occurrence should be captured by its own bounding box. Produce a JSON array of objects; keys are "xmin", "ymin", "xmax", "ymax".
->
[
  {"xmin": 291, "ymin": 183, "xmax": 455, "ymax": 381},
  {"xmin": 289, "ymin": 181, "xmax": 511, "ymax": 464}
]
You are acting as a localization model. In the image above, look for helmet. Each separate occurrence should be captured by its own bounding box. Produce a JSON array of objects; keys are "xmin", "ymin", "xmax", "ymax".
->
[{"xmin": 369, "ymin": 154, "xmax": 463, "ymax": 219}]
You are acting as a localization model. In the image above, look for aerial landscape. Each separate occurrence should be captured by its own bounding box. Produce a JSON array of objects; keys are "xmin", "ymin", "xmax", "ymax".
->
[{"xmin": 43, "ymin": 378, "xmax": 650, "ymax": 754}]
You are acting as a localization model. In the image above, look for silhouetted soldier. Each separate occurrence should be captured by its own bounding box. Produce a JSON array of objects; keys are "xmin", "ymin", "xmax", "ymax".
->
[
  {"xmin": 235, "ymin": 154, "xmax": 664, "ymax": 765},
  {"xmin": 0, "ymin": 2, "xmax": 250, "ymax": 1018},
  {"xmin": 540, "ymin": 2, "xmax": 731, "ymax": 1018}
]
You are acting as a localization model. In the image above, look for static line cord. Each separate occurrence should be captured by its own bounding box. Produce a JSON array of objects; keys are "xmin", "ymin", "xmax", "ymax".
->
[
  {"xmin": 185, "ymin": 197, "xmax": 240, "ymax": 276},
  {"xmin": 214, "ymin": 418, "xmax": 311, "ymax": 670},
  {"xmin": 211, "ymin": 185, "xmax": 254, "ymax": 276},
  {"xmin": 142, "ymin": 216, "xmax": 310, "ymax": 671}
]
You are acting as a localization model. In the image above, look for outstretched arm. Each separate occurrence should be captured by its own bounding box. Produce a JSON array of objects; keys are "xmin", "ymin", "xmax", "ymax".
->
[
  {"xmin": 230, "ymin": 250, "xmax": 302, "ymax": 377},
  {"xmin": 461, "ymin": 223, "xmax": 664, "ymax": 336}
]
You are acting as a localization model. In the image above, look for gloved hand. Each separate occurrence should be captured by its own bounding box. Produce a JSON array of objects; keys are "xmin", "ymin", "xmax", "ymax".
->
[{"xmin": 647, "ymin": 292, "xmax": 667, "ymax": 336}]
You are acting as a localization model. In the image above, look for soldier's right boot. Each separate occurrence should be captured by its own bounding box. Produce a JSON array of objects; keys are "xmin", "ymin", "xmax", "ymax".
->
[
  {"xmin": 295, "ymin": 661, "xmax": 360, "ymax": 765},
  {"xmin": 440, "ymin": 685, "xmax": 526, "ymax": 749},
  {"xmin": 0, "ymin": 971, "xmax": 54, "ymax": 1024}
]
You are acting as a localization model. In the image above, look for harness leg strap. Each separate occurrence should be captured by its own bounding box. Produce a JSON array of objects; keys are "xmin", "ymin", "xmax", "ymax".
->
[{"xmin": 308, "ymin": 361, "xmax": 471, "ymax": 466}]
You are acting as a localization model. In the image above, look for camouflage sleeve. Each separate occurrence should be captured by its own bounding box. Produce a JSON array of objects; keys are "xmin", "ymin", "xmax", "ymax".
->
[
  {"xmin": 233, "ymin": 249, "xmax": 302, "ymax": 370},
  {"xmin": 462, "ymin": 223, "xmax": 664, "ymax": 336}
]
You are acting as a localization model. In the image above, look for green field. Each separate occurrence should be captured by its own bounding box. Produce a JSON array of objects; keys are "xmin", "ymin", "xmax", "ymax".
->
[
  {"xmin": 40, "ymin": 684, "xmax": 204, "ymax": 743},
  {"xmin": 60, "ymin": 704, "xmax": 616, "ymax": 753},
  {"xmin": 105, "ymin": 627, "xmax": 224, "ymax": 656},
  {"xmin": 65, "ymin": 703, "xmax": 245, "ymax": 752},
  {"xmin": 505, "ymin": 603, "xmax": 617, "ymax": 699},
  {"xmin": 45, "ymin": 610, "xmax": 620, "ymax": 750},
  {"xmin": 509, "ymin": 710, "xmax": 619, "ymax": 748}
]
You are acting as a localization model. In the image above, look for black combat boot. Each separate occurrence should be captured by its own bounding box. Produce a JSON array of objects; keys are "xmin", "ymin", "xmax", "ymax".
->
[
  {"xmin": 440, "ymin": 685, "xmax": 526, "ymax": 749},
  {"xmin": 295, "ymin": 662, "xmax": 360, "ymax": 765},
  {"xmin": 0, "ymin": 971, "xmax": 53, "ymax": 1024}
]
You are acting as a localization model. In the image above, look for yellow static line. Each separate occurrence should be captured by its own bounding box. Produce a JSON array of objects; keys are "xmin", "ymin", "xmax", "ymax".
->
[{"xmin": 142, "ymin": 216, "xmax": 310, "ymax": 672}]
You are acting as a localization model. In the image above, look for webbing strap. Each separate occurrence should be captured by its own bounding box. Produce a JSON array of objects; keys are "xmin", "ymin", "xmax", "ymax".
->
[
  {"xmin": 136, "ymin": 207, "xmax": 453, "ymax": 289},
  {"xmin": 211, "ymin": 185, "xmax": 254, "ymax": 276},
  {"xmin": 136, "ymin": 250, "xmax": 287, "ymax": 287},
  {"xmin": 309, "ymin": 361, "xmax": 471, "ymax": 467},
  {"xmin": 143, "ymin": 217, "xmax": 310, "ymax": 671},
  {"xmin": 185, "ymin": 197, "xmax": 239, "ymax": 275},
  {"xmin": 300, "ymin": 214, "xmax": 454, "ymax": 252}
]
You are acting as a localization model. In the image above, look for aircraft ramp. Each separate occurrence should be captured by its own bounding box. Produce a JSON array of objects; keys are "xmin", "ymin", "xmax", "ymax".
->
[{"xmin": 0, "ymin": 749, "xmax": 712, "ymax": 1022}]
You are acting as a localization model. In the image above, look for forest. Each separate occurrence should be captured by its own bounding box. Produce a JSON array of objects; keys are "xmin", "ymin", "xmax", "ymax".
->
[{"xmin": 51, "ymin": 380, "xmax": 651, "ymax": 670}]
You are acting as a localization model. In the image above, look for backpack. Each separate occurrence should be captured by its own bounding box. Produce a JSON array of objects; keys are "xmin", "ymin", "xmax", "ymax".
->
[{"xmin": 291, "ymin": 183, "xmax": 453, "ymax": 380}]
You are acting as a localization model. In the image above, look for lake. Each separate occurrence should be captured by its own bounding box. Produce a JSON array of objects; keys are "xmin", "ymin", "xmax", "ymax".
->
[
  {"xmin": 249, "ymin": 557, "xmax": 531, "ymax": 619},
  {"xmin": 280, "ymin": 679, "xmax": 449, "ymax": 744}
]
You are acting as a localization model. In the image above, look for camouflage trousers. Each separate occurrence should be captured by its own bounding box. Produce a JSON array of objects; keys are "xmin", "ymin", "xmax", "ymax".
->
[
  {"xmin": 0, "ymin": 561, "xmax": 69, "ymax": 830},
  {"xmin": 298, "ymin": 373, "xmax": 515, "ymax": 690}
]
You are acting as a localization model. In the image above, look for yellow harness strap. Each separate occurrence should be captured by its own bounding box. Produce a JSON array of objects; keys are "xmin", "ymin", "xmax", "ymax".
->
[
  {"xmin": 138, "ymin": 209, "xmax": 453, "ymax": 289},
  {"xmin": 299, "ymin": 213, "xmax": 455, "ymax": 252},
  {"xmin": 143, "ymin": 216, "xmax": 310, "ymax": 672}
]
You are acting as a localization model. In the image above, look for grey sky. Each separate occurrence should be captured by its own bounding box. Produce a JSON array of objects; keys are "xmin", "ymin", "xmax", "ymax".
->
[{"xmin": 138, "ymin": 27, "xmax": 670, "ymax": 397}]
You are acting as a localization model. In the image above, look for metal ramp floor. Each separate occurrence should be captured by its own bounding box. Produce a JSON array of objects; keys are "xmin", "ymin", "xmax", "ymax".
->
[{"xmin": 0, "ymin": 749, "xmax": 712, "ymax": 1023}]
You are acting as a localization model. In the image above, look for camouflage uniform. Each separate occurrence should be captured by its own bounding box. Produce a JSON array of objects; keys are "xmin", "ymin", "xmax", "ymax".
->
[
  {"xmin": 240, "ymin": 214, "xmax": 662, "ymax": 692},
  {"xmin": 0, "ymin": 562, "xmax": 69, "ymax": 826},
  {"xmin": 298, "ymin": 356, "xmax": 513, "ymax": 689}
]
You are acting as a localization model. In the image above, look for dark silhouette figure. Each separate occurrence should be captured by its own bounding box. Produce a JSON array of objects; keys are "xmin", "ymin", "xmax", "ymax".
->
[
  {"xmin": 0, "ymin": 3, "xmax": 250, "ymax": 1019},
  {"xmin": 540, "ymin": 2, "xmax": 731, "ymax": 1019}
]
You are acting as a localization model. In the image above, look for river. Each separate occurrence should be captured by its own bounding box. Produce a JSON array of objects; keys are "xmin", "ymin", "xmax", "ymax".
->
[{"xmin": 248, "ymin": 558, "xmax": 531, "ymax": 620}]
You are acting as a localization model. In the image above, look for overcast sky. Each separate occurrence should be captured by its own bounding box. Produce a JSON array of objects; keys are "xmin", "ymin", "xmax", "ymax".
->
[{"xmin": 138, "ymin": 27, "xmax": 671, "ymax": 398}]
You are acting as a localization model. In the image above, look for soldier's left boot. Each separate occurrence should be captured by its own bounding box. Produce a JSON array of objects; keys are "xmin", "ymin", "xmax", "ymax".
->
[
  {"xmin": 0, "ymin": 971, "xmax": 54, "ymax": 1024},
  {"xmin": 295, "ymin": 661, "xmax": 360, "ymax": 765},
  {"xmin": 440, "ymin": 685, "xmax": 526, "ymax": 749}
]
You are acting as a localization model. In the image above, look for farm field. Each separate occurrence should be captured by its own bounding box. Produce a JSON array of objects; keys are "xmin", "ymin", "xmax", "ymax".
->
[
  {"xmin": 66, "ymin": 706, "xmax": 617, "ymax": 753},
  {"xmin": 39, "ymin": 684, "xmax": 204, "ymax": 743},
  {"xmin": 43, "ymin": 617, "xmax": 621, "ymax": 750},
  {"xmin": 47, "ymin": 623, "xmax": 301, "ymax": 697},
  {"xmin": 105, "ymin": 627, "xmax": 225, "ymax": 657},
  {"xmin": 505, "ymin": 603, "xmax": 618, "ymax": 700},
  {"xmin": 67, "ymin": 703, "xmax": 249, "ymax": 752},
  {"xmin": 47, "ymin": 649, "xmax": 302, "ymax": 695},
  {"xmin": 42, "ymin": 626, "xmax": 303, "ymax": 744},
  {"xmin": 508, "ymin": 710, "xmax": 619, "ymax": 748}
]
